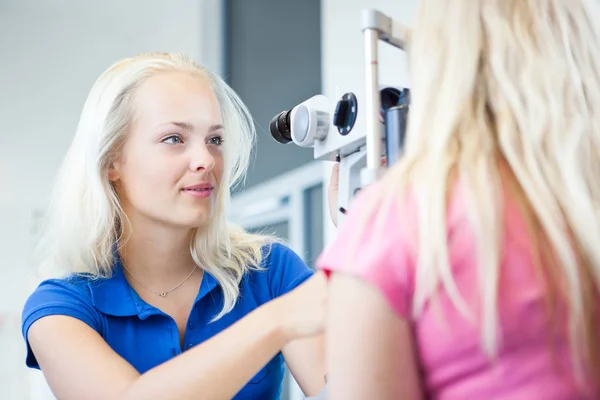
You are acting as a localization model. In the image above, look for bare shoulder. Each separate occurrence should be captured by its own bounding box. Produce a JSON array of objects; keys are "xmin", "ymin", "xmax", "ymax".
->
[{"xmin": 326, "ymin": 273, "xmax": 423, "ymax": 400}]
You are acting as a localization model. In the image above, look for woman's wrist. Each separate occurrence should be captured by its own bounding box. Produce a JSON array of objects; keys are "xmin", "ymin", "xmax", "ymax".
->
[{"xmin": 259, "ymin": 273, "xmax": 326, "ymax": 346}]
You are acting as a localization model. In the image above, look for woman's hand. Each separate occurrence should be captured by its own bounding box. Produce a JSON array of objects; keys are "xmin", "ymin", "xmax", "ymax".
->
[{"xmin": 273, "ymin": 272, "xmax": 328, "ymax": 342}]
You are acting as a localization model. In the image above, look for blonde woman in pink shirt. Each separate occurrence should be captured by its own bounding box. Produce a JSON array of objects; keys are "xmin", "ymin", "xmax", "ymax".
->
[{"xmin": 317, "ymin": 0, "xmax": 600, "ymax": 399}]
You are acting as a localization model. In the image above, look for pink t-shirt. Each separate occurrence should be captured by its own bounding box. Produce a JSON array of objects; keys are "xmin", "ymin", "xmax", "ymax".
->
[{"xmin": 316, "ymin": 180, "xmax": 599, "ymax": 399}]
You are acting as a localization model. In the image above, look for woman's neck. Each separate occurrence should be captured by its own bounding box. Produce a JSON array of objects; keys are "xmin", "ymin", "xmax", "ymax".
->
[{"xmin": 118, "ymin": 222, "xmax": 198, "ymax": 287}]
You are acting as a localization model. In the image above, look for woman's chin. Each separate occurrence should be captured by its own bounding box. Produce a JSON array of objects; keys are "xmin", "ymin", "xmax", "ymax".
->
[{"xmin": 184, "ymin": 211, "xmax": 214, "ymax": 229}]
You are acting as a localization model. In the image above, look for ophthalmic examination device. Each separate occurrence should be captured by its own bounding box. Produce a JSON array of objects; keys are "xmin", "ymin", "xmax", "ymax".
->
[{"xmin": 269, "ymin": 8, "xmax": 411, "ymax": 229}]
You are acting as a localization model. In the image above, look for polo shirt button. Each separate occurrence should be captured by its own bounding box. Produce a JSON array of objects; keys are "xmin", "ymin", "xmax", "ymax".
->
[{"xmin": 188, "ymin": 321, "xmax": 193, "ymax": 329}]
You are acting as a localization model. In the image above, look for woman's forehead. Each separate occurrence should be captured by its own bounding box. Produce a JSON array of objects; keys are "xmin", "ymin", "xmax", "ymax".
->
[{"xmin": 131, "ymin": 72, "xmax": 223, "ymax": 127}]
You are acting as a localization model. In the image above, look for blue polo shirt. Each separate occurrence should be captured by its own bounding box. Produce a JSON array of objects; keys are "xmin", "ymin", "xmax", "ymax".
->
[{"xmin": 21, "ymin": 242, "xmax": 314, "ymax": 400}]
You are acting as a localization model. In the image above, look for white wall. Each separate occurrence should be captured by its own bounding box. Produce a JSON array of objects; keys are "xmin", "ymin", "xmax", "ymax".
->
[
  {"xmin": 321, "ymin": 0, "xmax": 418, "ymax": 99},
  {"xmin": 0, "ymin": 1, "xmax": 221, "ymax": 398},
  {"xmin": 321, "ymin": 0, "xmax": 419, "ymax": 245}
]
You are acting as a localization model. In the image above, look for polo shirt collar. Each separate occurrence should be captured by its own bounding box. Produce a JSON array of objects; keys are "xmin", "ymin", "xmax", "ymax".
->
[
  {"xmin": 89, "ymin": 257, "xmax": 139, "ymax": 317},
  {"xmin": 89, "ymin": 255, "xmax": 220, "ymax": 318}
]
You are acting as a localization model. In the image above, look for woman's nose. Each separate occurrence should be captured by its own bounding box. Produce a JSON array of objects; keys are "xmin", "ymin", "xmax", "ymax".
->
[{"xmin": 189, "ymin": 144, "xmax": 215, "ymax": 172}]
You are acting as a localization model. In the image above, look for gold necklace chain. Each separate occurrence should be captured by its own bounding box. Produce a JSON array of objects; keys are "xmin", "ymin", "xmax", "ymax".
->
[{"xmin": 121, "ymin": 262, "xmax": 198, "ymax": 298}]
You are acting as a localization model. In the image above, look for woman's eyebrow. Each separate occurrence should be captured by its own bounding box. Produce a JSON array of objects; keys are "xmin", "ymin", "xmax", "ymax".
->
[
  {"xmin": 160, "ymin": 121, "xmax": 224, "ymax": 133},
  {"xmin": 159, "ymin": 121, "xmax": 194, "ymax": 131},
  {"xmin": 209, "ymin": 124, "xmax": 224, "ymax": 132}
]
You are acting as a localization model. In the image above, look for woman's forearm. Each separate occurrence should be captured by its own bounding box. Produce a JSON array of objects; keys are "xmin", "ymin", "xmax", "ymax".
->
[{"xmin": 124, "ymin": 300, "xmax": 288, "ymax": 400}]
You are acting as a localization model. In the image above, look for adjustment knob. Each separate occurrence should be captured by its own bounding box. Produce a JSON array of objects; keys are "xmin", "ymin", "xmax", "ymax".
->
[{"xmin": 333, "ymin": 92, "xmax": 358, "ymax": 136}]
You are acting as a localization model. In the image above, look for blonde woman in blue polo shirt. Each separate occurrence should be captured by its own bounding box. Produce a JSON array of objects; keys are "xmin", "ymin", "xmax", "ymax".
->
[{"xmin": 21, "ymin": 52, "xmax": 327, "ymax": 400}]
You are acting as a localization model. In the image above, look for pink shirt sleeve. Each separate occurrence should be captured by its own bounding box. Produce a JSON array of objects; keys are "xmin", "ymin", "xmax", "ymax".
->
[{"xmin": 316, "ymin": 183, "xmax": 416, "ymax": 318}]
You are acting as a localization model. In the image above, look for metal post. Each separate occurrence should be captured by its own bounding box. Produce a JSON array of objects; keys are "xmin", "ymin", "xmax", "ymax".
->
[{"xmin": 363, "ymin": 28, "xmax": 381, "ymax": 186}]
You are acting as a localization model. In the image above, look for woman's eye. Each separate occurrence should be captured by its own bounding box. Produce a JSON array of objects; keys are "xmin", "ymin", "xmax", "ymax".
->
[
  {"xmin": 162, "ymin": 135, "xmax": 183, "ymax": 145},
  {"xmin": 209, "ymin": 135, "xmax": 225, "ymax": 146}
]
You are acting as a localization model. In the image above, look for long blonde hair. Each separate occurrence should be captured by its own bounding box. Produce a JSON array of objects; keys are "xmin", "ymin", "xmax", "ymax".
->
[
  {"xmin": 34, "ymin": 52, "xmax": 276, "ymax": 320},
  {"xmin": 357, "ymin": 0, "xmax": 600, "ymax": 384}
]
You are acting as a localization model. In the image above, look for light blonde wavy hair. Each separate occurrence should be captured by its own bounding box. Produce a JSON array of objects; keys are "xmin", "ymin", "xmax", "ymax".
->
[
  {"xmin": 353, "ymin": 0, "xmax": 600, "ymax": 386},
  {"xmin": 34, "ymin": 52, "xmax": 277, "ymax": 320}
]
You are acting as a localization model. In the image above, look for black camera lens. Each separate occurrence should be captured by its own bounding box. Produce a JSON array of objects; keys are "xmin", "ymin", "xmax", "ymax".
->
[{"xmin": 269, "ymin": 110, "xmax": 293, "ymax": 144}]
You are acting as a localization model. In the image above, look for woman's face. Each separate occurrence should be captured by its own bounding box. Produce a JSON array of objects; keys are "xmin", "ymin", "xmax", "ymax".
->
[{"xmin": 110, "ymin": 71, "xmax": 225, "ymax": 231}]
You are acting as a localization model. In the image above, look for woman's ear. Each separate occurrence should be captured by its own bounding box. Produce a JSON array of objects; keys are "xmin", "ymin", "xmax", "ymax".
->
[{"xmin": 107, "ymin": 162, "xmax": 121, "ymax": 182}]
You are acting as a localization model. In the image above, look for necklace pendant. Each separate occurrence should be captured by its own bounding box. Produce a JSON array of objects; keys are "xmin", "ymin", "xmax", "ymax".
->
[{"xmin": 158, "ymin": 292, "xmax": 167, "ymax": 297}]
